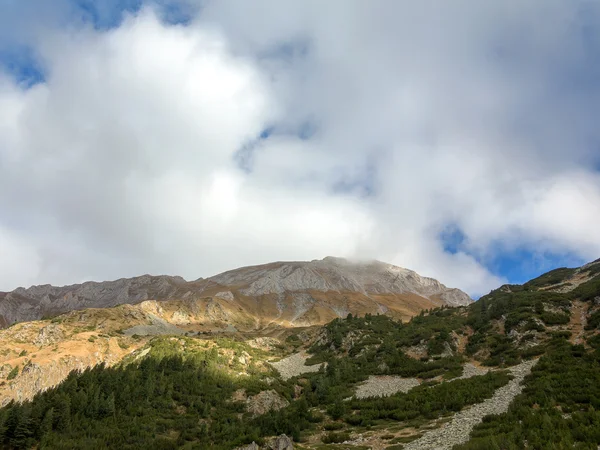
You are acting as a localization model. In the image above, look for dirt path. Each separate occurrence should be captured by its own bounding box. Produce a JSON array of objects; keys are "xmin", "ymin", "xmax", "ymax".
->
[{"xmin": 570, "ymin": 300, "xmax": 588, "ymax": 346}]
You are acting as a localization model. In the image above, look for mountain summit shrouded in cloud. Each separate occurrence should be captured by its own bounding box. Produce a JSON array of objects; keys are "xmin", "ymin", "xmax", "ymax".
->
[{"xmin": 1, "ymin": 1, "xmax": 600, "ymax": 296}]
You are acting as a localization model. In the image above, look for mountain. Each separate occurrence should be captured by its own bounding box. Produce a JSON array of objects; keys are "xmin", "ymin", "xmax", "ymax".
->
[
  {"xmin": 0, "ymin": 256, "xmax": 471, "ymax": 328},
  {"xmin": 1, "ymin": 259, "xmax": 598, "ymax": 449}
]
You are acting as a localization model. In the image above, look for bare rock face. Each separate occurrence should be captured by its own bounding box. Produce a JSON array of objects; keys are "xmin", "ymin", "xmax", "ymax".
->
[
  {"xmin": 246, "ymin": 390, "xmax": 290, "ymax": 417},
  {"xmin": 267, "ymin": 435, "xmax": 294, "ymax": 450},
  {"xmin": 0, "ymin": 275, "xmax": 192, "ymax": 327},
  {"xmin": 235, "ymin": 435, "xmax": 294, "ymax": 450},
  {"xmin": 210, "ymin": 257, "xmax": 471, "ymax": 304},
  {"xmin": 0, "ymin": 257, "xmax": 471, "ymax": 328},
  {"xmin": 34, "ymin": 324, "xmax": 65, "ymax": 347}
]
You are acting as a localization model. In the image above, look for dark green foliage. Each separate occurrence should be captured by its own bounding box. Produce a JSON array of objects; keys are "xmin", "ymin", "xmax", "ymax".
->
[
  {"xmin": 322, "ymin": 431, "xmax": 351, "ymax": 443},
  {"xmin": 539, "ymin": 311, "xmax": 570, "ymax": 326},
  {"xmin": 584, "ymin": 262, "xmax": 600, "ymax": 277},
  {"xmin": 0, "ymin": 341, "xmax": 308, "ymax": 450},
  {"xmin": 309, "ymin": 312, "xmax": 466, "ymax": 381},
  {"xmin": 571, "ymin": 275, "xmax": 600, "ymax": 303},
  {"xmin": 6, "ymin": 366, "xmax": 18, "ymax": 380},
  {"xmin": 585, "ymin": 310, "xmax": 600, "ymax": 330},
  {"xmin": 524, "ymin": 268, "xmax": 577, "ymax": 289},
  {"xmin": 344, "ymin": 371, "xmax": 510, "ymax": 427},
  {"xmin": 454, "ymin": 340, "xmax": 600, "ymax": 450},
  {"xmin": 464, "ymin": 280, "xmax": 583, "ymax": 366},
  {"xmin": 323, "ymin": 422, "xmax": 345, "ymax": 431}
]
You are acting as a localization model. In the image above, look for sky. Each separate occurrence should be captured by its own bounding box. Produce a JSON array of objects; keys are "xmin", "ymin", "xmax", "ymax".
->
[{"xmin": 1, "ymin": 0, "xmax": 600, "ymax": 298}]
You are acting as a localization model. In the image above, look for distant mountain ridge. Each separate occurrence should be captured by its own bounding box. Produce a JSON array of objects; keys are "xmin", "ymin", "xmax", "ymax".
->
[{"xmin": 0, "ymin": 257, "xmax": 471, "ymax": 328}]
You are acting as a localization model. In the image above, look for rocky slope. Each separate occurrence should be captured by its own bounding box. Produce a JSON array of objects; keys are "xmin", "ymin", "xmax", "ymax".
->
[
  {"xmin": 0, "ymin": 258, "xmax": 599, "ymax": 448},
  {"xmin": 402, "ymin": 360, "xmax": 537, "ymax": 450},
  {"xmin": 0, "ymin": 257, "xmax": 471, "ymax": 328}
]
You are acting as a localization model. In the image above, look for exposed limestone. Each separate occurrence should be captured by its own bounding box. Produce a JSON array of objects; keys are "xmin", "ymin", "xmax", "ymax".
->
[
  {"xmin": 123, "ymin": 314, "xmax": 186, "ymax": 336},
  {"xmin": 246, "ymin": 337, "xmax": 280, "ymax": 351},
  {"xmin": 214, "ymin": 291, "xmax": 234, "ymax": 301},
  {"xmin": 266, "ymin": 434, "xmax": 294, "ymax": 450},
  {"xmin": 34, "ymin": 324, "xmax": 65, "ymax": 346},
  {"xmin": 0, "ymin": 275, "xmax": 189, "ymax": 326},
  {"xmin": 235, "ymin": 435, "xmax": 293, "ymax": 450},
  {"xmin": 270, "ymin": 352, "xmax": 324, "ymax": 381},
  {"xmin": 133, "ymin": 347, "xmax": 151, "ymax": 361},
  {"xmin": 170, "ymin": 310, "xmax": 190, "ymax": 325},
  {"xmin": 211, "ymin": 257, "xmax": 471, "ymax": 306},
  {"xmin": 246, "ymin": 390, "xmax": 290, "ymax": 417},
  {"xmin": 0, "ymin": 347, "xmax": 131, "ymax": 406},
  {"xmin": 0, "ymin": 257, "xmax": 471, "ymax": 331}
]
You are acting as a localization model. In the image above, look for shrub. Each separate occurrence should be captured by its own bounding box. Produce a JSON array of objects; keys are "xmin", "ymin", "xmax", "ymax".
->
[
  {"xmin": 322, "ymin": 431, "xmax": 351, "ymax": 444},
  {"xmin": 7, "ymin": 366, "xmax": 19, "ymax": 380}
]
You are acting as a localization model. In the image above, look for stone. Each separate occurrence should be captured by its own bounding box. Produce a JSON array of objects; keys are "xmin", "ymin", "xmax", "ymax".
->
[
  {"xmin": 34, "ymin": 324, "xmax": 65, "ymax": 346},
  {"xmin": 246, "ymin": 390, "xmax": 290, "ymax": 417},
  {"xmin": 402, "ymin": 359, "xmax": 538, "ymax": 450},
  {"xmin": 293, "ymin": 384, "xmax": 303, "ymax": 399},
  {"xmin": 270, "ymin": 352, "xmax": 324, "ymax": 381},
  {"xmin": 267, "ymin": 434, "xmax": 294, "ymax": 450}
]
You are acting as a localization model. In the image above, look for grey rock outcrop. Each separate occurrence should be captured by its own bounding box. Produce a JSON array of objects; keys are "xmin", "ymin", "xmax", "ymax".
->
[
  {"xmin": 246, "ymin": 390, "xmax": 290, "ymax": 417},
  {"xmin": 267, "ymin": 435, "xmax": 294, "ymax": 450},
  {"xmin": 210, "ymin": 257, "xmax": 471, "ymax": 305},
  {"xmin": 234, "ymin": 435, "xmax": 293, "ymax": 450},
  {"xmin": 0, "ymin": 275, "xmax": 191, "ymax": 326},
  {"xmin": 0, "ymin": 257, "xmax": 471, "ymax": 327}
]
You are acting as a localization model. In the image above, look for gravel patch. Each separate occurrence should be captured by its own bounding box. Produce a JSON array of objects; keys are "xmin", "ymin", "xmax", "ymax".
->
[
  {"xmin": 354, "ymin": 375, "xmax": 421, "ymax": 399},
  {"xmin": 402, "ymin": 359, "xmax": 538, "ymax": 450},
  {"xmin": 351, "ymin": 363, "xmax": 487, "ymax": 400},
  {"xmin": 270, "ymin": 352, "xmax": 324, "ymax": 381},
  {"xmin": 456, "ymin": 363, "xmax": 489, "ymax": 380}
]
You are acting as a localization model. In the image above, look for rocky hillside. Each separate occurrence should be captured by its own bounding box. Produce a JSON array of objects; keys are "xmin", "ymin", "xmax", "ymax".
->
[
  {"xmin": 0, "ymin": 257, "xmax": 471, "ymax": 328},
  {"xmin": 1, "ymin": 259, "xmax": 598, "ymax": 449}
]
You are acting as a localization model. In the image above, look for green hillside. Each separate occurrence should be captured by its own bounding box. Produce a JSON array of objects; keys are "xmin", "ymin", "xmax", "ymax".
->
[{"xmin": 1, "ymin": 260, "xmax": 600, "ymax": 449}]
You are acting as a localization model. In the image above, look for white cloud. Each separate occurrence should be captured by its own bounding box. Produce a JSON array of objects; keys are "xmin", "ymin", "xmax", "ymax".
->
[{"xmin": 1, "ymin": 2, "xmax": 600, "ymax": 297}]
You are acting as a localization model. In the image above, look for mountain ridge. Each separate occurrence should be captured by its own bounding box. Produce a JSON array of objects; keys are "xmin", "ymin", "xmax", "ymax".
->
[{"xmin": 0, "ymin": 257, "xmax": 471, "ymax": 328}]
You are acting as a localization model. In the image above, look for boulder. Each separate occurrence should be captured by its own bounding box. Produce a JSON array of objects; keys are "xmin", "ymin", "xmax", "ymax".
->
[
  {"xmin": 246, "ymin": 390, "xmax": 289, "ymax": 417},
  {"xmin": 267, "ymin": 434, "xmax": 294, "ymax": 450}
]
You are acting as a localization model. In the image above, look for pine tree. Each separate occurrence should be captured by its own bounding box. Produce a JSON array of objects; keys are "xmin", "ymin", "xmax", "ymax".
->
[
  {"xmin": 54, "ymin": 396, "xmax": 71, "ymax": 433},
  {"xmin": 40, "ymin": 407, "xmax": 53, "ymax": 437},
  {"xmin": 10, "ymin": 410, "xmax": 31, "ymax": 449}
]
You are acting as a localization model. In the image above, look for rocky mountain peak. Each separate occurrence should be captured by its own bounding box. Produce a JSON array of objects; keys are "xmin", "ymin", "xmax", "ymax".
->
[
  {"xmin": 208, "ymin": 257, "xmax": 471, "ymax": 306},
  {"xmin": 0, "ymin": 257, "xmax": 471, "ymax": 328}
]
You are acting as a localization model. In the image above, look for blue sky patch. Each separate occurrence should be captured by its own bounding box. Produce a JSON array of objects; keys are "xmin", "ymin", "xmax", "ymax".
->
[
  {"xmin": 439, "ymin": 225, "xmax": 466, "ymax": 255},
  {"xmin": 0, "ymin": 46, "xmax": 45, "ymax": 87}
]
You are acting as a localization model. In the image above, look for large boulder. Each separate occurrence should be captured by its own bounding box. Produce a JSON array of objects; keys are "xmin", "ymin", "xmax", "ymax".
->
[
  {"xmin": 246, "ymin": 390, "xmax": 289, "ymax": 417},
  {"xmin": 267, "ymin": 434, "xmax": 294, "ymax": 450}
]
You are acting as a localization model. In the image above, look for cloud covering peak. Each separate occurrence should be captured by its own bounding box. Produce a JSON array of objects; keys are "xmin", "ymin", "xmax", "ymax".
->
[{"xmin": 1, "ymin": 1, "xmax": 600, "ymax": 296}]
